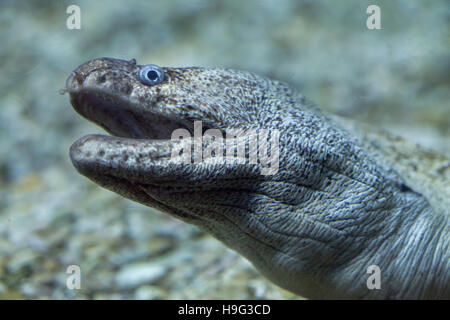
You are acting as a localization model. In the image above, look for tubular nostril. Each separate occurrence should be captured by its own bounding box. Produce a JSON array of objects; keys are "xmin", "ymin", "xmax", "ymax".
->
[{"xmin": 73, "ymin": 71, "xmax": 84, "ymax": 85}]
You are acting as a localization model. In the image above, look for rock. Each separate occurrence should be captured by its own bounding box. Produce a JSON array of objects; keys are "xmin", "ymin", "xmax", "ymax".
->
[
  {"xmin": 115, "ymin": 262, "xmax": 168, "ymax": 290},
  {"xmin": 135, "ymin": 285, "xmax": 168, "ymax": 300}
]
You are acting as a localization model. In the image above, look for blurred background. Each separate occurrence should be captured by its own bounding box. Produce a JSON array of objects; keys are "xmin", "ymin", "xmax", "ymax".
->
[{"xmin": 0, "ymin": 0, "xmax": 448, "ymax": 299}]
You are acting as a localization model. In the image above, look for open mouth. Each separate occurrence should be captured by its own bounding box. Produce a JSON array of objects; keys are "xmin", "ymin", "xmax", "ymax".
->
[
  {"xmin": 65, "ymin": 59, "xmax": 214, "ymax": 223},
  {"xmin": 69, "ymin": 89, "xmax": 192, "ymax": 141}
]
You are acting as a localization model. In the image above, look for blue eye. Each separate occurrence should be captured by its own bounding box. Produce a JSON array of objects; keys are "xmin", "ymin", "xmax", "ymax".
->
[{"xmin": 139, "ymin": 64, "xmax": 164, "ymax": 85}]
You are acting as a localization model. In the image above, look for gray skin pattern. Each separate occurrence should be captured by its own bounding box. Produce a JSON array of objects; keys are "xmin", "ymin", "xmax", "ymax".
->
[{"xmin": 67, "ymin": 57, "xmax": 449, "ymax": 299}]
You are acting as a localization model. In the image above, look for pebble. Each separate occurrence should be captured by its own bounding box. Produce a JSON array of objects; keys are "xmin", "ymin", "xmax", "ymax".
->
[
  {"xmin": 134, "ymin": 285, "xmax": 168, "ymax": 300},
  {"xmin": 115, "ymin": 262, "xmax": 168, "ymax": 290}
]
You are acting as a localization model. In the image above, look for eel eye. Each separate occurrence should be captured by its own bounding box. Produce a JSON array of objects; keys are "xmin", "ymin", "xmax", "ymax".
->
[{"xmin": 139, "ymin": 64, "xmax": 164, "ymax": 85}]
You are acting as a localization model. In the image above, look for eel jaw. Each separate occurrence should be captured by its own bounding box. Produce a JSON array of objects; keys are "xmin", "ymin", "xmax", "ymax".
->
[
  {"xmin": 69, "ymin": 133, "xmax": 203, "ymax": 224},
  {"xmin": 68, "ymin": 88, "xmax": 191, "ymax": 140},
  {"xmin": 65, "ymin": 57, "xmax": 194, "ymax": 141},
  {"xmin": 66, "ymin": 85, "xmax": 191, "ymax": 191},
  {"xmin": 66, "ymin": 62, "xmax": 201, "ymax": 219}
]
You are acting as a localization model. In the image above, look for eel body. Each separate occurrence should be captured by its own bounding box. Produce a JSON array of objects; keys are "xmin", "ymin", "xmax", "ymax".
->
[{"xmin": 66, "ymin": 57, "xmax": 449, "ymax": 299}]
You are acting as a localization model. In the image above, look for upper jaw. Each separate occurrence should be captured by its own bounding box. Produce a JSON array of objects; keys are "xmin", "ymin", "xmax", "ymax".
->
[
  {"xmin": 66, "ymin": 58, "xmax": 190, "ymax": 141},
  {"xmin": 65, "ymin": 57, "xmax": 139, "ymax": 90}
]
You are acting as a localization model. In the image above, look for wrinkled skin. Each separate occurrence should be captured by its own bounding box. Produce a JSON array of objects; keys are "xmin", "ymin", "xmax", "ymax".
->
[{"xmin": 67, "ymin": 57, "xmax": 449, "ymax": 299}]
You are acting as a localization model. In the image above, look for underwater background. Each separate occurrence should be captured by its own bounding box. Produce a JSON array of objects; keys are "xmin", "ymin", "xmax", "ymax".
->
[{"xmin": 0, "ymin": 0, "xmax": 448, "ymax": 299}]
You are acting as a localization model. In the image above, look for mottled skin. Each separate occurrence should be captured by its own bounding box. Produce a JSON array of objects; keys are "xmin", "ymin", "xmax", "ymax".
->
[{"xmin": 67, "ymin": 57, "xmax": 449, "ymax": 299}]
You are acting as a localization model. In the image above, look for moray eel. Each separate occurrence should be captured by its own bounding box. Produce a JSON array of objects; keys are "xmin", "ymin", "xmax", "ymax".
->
[{"xmin": 66, "ymin": 57, "xmax": 449, "ymax": 299}]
